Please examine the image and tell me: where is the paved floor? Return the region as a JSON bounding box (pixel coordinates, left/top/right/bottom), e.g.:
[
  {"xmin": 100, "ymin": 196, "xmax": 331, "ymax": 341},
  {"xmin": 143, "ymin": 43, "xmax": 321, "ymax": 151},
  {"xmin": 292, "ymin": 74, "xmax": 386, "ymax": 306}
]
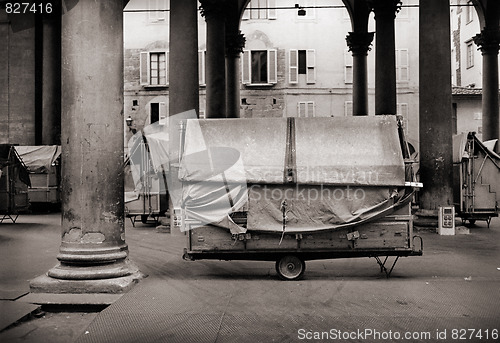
[{"xmin": 0, "ymin": 213, "xmax": 499, "ymax": 342}]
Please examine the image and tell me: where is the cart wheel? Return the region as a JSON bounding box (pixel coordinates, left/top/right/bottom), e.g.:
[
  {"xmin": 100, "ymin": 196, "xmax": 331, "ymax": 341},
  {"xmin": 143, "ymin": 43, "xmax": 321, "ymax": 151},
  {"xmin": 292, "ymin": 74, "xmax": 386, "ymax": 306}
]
[
  {"xmin": 468, "ymin": 219, "xmax": 476, "ymax": 225},
  {"xmin": 141, "ymin": 215, "xmax": 149, "ymax": 224},
  {"xmin": 275, "ymin": 255, "xmax": 305, "ymax": 281}
]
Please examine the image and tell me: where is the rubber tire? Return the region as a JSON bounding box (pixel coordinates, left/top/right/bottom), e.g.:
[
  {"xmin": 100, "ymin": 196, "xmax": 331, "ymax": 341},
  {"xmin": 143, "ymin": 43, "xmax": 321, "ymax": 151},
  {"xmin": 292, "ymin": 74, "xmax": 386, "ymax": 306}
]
[
  {"xmin": 468, "ymin": 219, "xmax": 476, "ymax": 225},
  {"xmin": 141, "ymin": 215, "xmax": 149, "ymax": 224},
  {"xmin": 275, "ymin": 255, "xmax": 306, "ymax": 281}
]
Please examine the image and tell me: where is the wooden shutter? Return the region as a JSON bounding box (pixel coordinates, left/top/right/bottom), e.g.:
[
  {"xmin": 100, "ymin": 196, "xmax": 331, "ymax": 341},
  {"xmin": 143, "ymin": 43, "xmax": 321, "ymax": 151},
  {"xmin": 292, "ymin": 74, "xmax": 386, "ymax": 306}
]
[
  {"xmin": 307, "ymin": 101, "xmax": 315, "ymax": 117},
  {"xmin": 306, "ymin": 49, "xmax": 316, "ymax": 84},
  {"xmin": 140, "ymin": 52, "xmax": 150, "ymax": 85},
  {"xmin": 242, "ymin": 50, "xmax": 251, "ymax": 84},
  {"xmin": 165, "ymin": 51, "xmax": 169, "ymax": 85},
  {"xmin": 289, "ymin": 49, "xmax": 298, "ymax": 84},
  {"xmin": 267, "ymin": 49, "xmax": 277, "ymax": 84},
  {"xmin": 344, "ymin": 49, "xmax": 353, "ymax": 84},
  {"xmin": 198, "ymin": 50, "xmax": 206, "ymax": 85},
  {"xmin": 159, "ymin": 102, "xmax": 167, "ymax": 125},
  {"xmin": 344, "ymin": 101, "xmax": 353, "ymax": 116},
  {"xmin": 397, "ymin": 49, "xmax": 409, "ymax": 82},
  {"xmin": 298, "ymin": 102, "xmax": 306, "ymax": 117},
  {"xmin": 268, "ymin": 0, "xmax": 277, "ymax": 19}
]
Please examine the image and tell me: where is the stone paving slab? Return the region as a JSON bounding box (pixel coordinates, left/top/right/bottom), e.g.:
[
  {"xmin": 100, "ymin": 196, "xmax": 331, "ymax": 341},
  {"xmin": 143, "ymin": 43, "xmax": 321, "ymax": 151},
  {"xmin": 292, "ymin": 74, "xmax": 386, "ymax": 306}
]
[{"xmin": 0, "ymin": 300, "xmax": 40, "ymax": 332}]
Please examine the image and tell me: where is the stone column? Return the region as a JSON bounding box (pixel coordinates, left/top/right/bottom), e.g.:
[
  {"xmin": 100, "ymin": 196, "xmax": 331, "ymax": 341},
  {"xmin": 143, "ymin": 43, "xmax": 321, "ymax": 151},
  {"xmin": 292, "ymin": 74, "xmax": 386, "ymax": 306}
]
[
  {"xmin": 41, "ymin": 7, "xmax": 61, "ymax": 145},
  {"xmin": 474, "ymin": 29, "xmax": 500, "ymax": 148},
  {"xmin": 31, "ymin": 0, "xmax": 141, "ymax": 294},
  {"xmin": 170, "ymin": 0, "xmax": 199, "ymax": 116},
  {"xmin": 419, "ymin": 0, "xmax": 454, "ymax": 210},
  {"xmin": 346, "ymin": 32, "xmax": 374, "ymax": 116},
  {"xmin": 200, "ymin": 0, "xmax": 227, "ymax": 118},
  {"xmin": 368, "ymin": 0, "xmax": 401, "ymax": 115},
  {"xmin": 225, "ymin": 31, "xmax": 245, "ymax": 118}
]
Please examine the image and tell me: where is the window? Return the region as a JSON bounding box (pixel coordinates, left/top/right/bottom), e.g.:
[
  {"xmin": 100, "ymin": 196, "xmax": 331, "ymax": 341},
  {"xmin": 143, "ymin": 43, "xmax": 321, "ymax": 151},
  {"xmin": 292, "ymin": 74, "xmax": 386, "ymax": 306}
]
[
  {"xmin": 344, "ymin": 49, "xmax": 353, "ymax": 84},
  {"xmin": 148, "ymin": 0, "xmax": 167, "ymax": 23},
  {"xmin": 140, "ymin": 51, "xmax": 169, "ymax": 86},
  {"xmin": 297, "ymin": 0, "xmax": 316, "ymax": 19},
  {"xmin": 466, "ymin": 41, "xmax": 474, "ymax": 69},
  {"xmin": 289, "ymin": 49, "xmax": 316, "ymax": 84},
  {"xmin": 396, "ymin": 49, "xmax": 409, "ymax": 82},
  {"xmin": 150, "ymin": 102, "xmax": 167, "ymax": 125},
  {"xmin": 298, "ymin": 101, "xmax": 315, "ymax": 117},
  {"xmin": 466, "ymin": 1, "xmax": 474, "ymax": 24},
  {"xmin": 242, "ymin": 0, "xmax": 277, "ymax": 20},
  {"xmin": 242, "ymin": 49, "xmax": 278, "ymax": 85}
]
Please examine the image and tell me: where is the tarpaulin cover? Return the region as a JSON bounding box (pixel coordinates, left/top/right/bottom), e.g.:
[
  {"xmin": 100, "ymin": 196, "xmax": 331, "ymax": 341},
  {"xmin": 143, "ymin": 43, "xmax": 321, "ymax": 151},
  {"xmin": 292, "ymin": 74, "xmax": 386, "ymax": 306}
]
[
  {"xmin": 14, "ymin": 146, "xmax": 61, "ymax": 173},
  {"xmin": 179, "ymin": 116, "xmax": 409, "ymax": 234}
]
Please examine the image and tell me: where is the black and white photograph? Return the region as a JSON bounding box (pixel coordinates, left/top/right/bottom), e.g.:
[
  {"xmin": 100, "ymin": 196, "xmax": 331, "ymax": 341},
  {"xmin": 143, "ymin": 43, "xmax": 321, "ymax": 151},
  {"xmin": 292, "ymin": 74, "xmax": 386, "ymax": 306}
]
[{"xmin": 0, "ymin": 0, "xmax": 499, "ymax": 342}]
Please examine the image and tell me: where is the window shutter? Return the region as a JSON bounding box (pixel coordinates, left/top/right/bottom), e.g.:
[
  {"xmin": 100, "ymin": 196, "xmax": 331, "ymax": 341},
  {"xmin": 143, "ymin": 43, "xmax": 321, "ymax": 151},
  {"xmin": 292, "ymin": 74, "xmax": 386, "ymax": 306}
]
[
  {"xmin": 298, "ymin": 102, "xmax": 306, "ymax": 117},
  {"xmin": 344, "ymin": 49, "xmax": 353, "ymax": 84},
  {"xmin": 159, "ymin": 102, "xmax": 167, "ymax": 125},
  {"xmin": 306, "ymin": 49, "xmax": 316, "ymax": 84},
  {"xmin": 267, "ymin": 49, "xmax": 277, "ymax": 84},
  {"xmin": 140, "ymin": 52, "xmax": 150, "ymax": 85},
  {"xmin": 398, "ymin": 49, "xmax": 409, "ymax": 82},
  {"xmin": 164, "ymin": 51, "xmax": 169, "ymax": 85},
  {"xmin": 307, "ymin": 101, "xmax": 315, "ymax": 117},
  {"xmin": 289, "ymin": 49, "xmax": 298, "ymax": 84},
  {"xmin": 242, "ymin": 50, "xmax": 251, "ymax": 84},
  {"xmin": 268, "ymin": 0, "xmax": 277, "ymax": 19},
  {"xmin": 198, "ymin": 50, "xmax": 206, "ymax": 85}
]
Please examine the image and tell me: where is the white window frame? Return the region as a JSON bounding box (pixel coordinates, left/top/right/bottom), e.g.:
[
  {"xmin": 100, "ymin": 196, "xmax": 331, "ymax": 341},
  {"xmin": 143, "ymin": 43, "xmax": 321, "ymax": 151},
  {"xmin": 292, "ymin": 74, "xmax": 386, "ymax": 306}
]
[
  {"xmin": 396, "ymin": 49, "xmax": 409, "ymax": 82},
  {"xmin": 344, "ymin": 49, "xmax": 353, "ymax": 84},
  {"xmin": 140, "ymin": 50, "xmax": 169, "ymax": 87},
  {"xmin": 298, "ymin": 101, "xmax": 315, "ymax": 117},
  {"xmin": 242, "ymin": 0, "xmax": 277, "ymax": 20},
  {"xmin": 241, "ymin": 49, "xmax": 278, "ymax": 86},
  {"xmin": 289, "ymin": 49, "xmax": 316, "ymax": 84},
  {"xmin": 148, "ymin": 0, "xmax": 167, "ymax": 23}
]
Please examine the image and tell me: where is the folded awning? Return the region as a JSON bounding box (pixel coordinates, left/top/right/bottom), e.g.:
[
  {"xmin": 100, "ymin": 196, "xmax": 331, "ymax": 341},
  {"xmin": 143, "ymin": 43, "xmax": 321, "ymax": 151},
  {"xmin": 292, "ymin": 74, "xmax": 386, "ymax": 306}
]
[{"xmin": 14, "ymin": 146, "xmax": 61, "ymax": 173}]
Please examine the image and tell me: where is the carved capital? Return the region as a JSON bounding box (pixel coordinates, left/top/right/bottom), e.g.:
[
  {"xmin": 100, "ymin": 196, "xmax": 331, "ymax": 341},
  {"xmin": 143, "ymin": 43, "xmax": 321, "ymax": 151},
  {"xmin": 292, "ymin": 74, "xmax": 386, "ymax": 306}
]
[
  {"xmin": 473, "ymin": 29, "xmax": 500, "ymax": 55},
  {"xmin": 346, "ymin": 32, "xmax": 375, "ymax": 56},
  {"xmin": 225, "ymin": 31, "xmax": 246, "ymax": 57},
  {"xmin": 199, "ymin": 0, "xmax": 227, "ymax": 21},
  {"xmin": 367, "ymin": 0, "xmax": 402, "ymax": 20}
]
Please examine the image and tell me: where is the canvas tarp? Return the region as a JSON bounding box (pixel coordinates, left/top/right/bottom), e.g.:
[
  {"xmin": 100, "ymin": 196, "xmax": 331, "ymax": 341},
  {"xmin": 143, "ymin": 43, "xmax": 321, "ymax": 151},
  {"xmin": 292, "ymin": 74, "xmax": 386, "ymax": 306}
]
[
  {"xmin": 179, "ymin": 116, "xmax": 410, "ymax": 234},
  {"xmin": 14, "ymin": 146, "xmax": 61, "ymax": 173}
]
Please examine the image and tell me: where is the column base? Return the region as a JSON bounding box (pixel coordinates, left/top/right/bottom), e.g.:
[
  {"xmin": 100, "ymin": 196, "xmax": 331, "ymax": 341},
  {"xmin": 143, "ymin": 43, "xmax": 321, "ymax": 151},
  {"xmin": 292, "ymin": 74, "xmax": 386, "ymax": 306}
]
[{"xmin": 30, "ymin": 262, "xmax": 144, "ymax": 294}]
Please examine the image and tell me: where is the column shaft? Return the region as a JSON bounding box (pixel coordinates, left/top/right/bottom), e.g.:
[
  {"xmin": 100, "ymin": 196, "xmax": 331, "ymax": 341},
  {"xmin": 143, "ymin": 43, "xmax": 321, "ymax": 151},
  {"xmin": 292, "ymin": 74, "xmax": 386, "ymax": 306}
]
[
  {"xmin": 201, "ymin": 1, "xmax": 227, "ymax": 118},
  {"xmin": 346, "ymin": 32, "xmax": 374, "ymax": 116},
  {"xmin": 374, "ymin": 10, "xmax": 397, "ymax": 115},
  {"xmin": 225, "ymin": 31, "xmax": 245, "ymax": 118},
  {"xmin": 169, "ymin": 0, "xmax": 199, "ymax": 116},
  {"xmin": 419, "ymin": 0, "xmax": 454, "ymax": 210},
  {"xmin": 46, "ymin": 0, "xmax": 138, "ymax": 283}
]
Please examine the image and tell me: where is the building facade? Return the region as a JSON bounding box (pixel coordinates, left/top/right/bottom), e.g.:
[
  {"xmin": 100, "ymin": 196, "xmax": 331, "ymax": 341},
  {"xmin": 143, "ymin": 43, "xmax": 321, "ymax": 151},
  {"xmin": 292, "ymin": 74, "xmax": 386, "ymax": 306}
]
[{"xmin": 123, "ymin": 0, "xmax": 421, "ymax": 145}]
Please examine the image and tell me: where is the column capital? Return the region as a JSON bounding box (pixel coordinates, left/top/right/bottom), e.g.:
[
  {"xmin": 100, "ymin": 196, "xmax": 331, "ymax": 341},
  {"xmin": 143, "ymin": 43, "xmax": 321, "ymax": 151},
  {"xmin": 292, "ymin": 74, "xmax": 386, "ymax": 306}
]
[
  {"xmin": 367, "ymin": 0, "xmax": 402, "ymax": 20},
  {"xmin": 226, "ymin": 31, "xmax": 246, "ymax": 57},
  {"xmin": 473, "ymin": 29, "xmax": 500, "ymax": 55},
  {"xmin": 199, "ymin": 0, "xmax": 227, "ymax": 21},
  {"xmin": 346, "ymin": 32, "xmax": 375, "ymax": 56}
]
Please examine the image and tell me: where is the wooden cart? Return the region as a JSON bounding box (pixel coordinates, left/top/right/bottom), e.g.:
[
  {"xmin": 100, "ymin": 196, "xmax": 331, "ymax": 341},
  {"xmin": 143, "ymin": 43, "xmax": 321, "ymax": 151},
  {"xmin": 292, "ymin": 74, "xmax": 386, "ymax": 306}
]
[{"xmin": 179, "ymin": 116, "xmax": 423, "ymax": 280}]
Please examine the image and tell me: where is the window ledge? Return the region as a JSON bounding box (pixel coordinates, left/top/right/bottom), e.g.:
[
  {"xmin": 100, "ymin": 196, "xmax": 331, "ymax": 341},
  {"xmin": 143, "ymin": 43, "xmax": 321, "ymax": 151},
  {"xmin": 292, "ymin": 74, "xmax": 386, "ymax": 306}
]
[
  {"xmin": 143, "ymin": 85, "xmax": 169, "ymax": 89},
  {"xmin": 244, "ymin": 83, "xmax": 276, "ymax": 87}
]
